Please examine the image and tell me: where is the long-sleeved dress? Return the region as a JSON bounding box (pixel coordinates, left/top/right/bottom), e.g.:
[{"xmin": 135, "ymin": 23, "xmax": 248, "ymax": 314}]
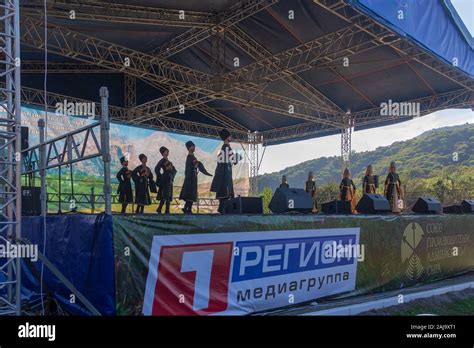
[
  {"xmin": 210, "ymin": 143, "xmax": 235, "ymax": 199},
  {"xmin": 339, "ymin": 178, "xmax": 356, "ymax": 201},
  {"xmin": 179, "ymin": 154, "xmax": 198, "ymax": 202},
  {"xmin": 117, "ymin": 166, "xmax": 133, "ymax": 203},
  {"xmin": 132, "ymin": 165, "xmax": 153, "ymax": 205},
  {"xmin": 340, "ymin": 177, "xmax": 356, "ymax": 213},
  {"xmin": 305, "ymin": 180, "xmax": 318, "ymax": 211},
  {"xmin": 155, "ymin": 158, "xmax": 176, "ymax": 202},
  {"xmin": 385, "ymin": 172, "xmax": 402, "ymax": 212},
  {"xmin": 362, "ymin": 175, "xmax": 376, "ymax": 194}
]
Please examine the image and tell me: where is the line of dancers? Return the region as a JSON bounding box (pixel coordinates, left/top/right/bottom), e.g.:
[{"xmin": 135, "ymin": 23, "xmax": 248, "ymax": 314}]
[
  {"xmin": 116, "ymin": 128, "xmax": 238, "ymax": 214},
  {"xmin": 279, "ymin": 161, "xmax": 403, "ymax": 213}
]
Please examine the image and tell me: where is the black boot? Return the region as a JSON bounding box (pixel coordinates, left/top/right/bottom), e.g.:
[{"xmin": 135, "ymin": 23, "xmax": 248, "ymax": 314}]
[
  {"xmin": 156, "ymin": 200, "xmax": 164, "ymax": 214},
  {"xmin": 217, "ymin": 199, "xmax": 226, "ymax": 214}
]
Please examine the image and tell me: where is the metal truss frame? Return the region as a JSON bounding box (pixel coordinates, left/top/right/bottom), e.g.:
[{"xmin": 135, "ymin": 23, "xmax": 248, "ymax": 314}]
[
  {"xmin": 262, "ymin": 88, "xmax": 473, "ymax": 144},
  {"xmin": 151, "ymin": 0, "xmax": 278, "ymax": 58},
  {"xmin": 21, "ymin": 121, "xmax": 103, "ymax": 175},
  {"xmin": 124, "ymin": 74, "xmax": 136, "ymax": 110},
  {"xmin": 17, "ymin": 0, "xmax": 474, "ymax": 145},
  {"xmin": 21, "ymin": 0, "xmax": 214, "ymax": 28},
  {"xmin": 14, "ymin": 84, "xmax": 252, "ymax": 143},
  {"xmin": 0, "ymin": 0, "xmax": 21, "ymax": 316},
  {"xmin": 20, "ymin": 16, "xmax": 345, "ymax": 127},
  {"xmin": 248, "ymin": 132, "xmax": 259, "ymax": 196},
  {"xmin": 341, "ymin": 112, "xmax": 353, "ymax": 174}
]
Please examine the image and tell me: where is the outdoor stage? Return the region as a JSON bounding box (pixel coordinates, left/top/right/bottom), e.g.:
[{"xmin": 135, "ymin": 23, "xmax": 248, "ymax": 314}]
[{"xmin": 17, "ymin": 212, "xmax": 474, "ymax": 315}]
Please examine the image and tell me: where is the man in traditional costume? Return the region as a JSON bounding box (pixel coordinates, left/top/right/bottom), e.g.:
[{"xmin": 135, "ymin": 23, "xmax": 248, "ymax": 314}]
[
  {"xmin": 132, "ymin": 154, "xmax": 154, "ymax": 214},
  {"xmin": 116, "ymin": 156, "xmax": 133, "ymax": 214},
  {"xmin": 211, "ymin": 129, "xmax": 240, "ymax": 213},
  {"xmin": 155, "ymin": 146, "xmax": 176, "ymax": 214},
  {"xmin": 179, "ymin": 141, "xmax": 212, "ymax": 213}
]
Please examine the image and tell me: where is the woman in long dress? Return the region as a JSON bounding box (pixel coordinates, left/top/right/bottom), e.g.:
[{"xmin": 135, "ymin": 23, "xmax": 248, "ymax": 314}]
[
  {"xmin": 384, "ymin": 161, "xmax": 403, "ymax": 213},
  {"xmin": 362, "ymin": 165, "xmax": 377, "ymax": 194},
  {"xmin": 304, "ymin": 172, "xmax": 318, "ymax": 213},
  {"xmin": 339, "ymin": 168, "xmax": 357, "ymax": 213}
]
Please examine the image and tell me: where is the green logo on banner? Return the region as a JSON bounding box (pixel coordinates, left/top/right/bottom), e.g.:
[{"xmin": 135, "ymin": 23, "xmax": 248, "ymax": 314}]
[{"xmin": 401, "ymin": 222, "xmax": 424, "ymax": 280}]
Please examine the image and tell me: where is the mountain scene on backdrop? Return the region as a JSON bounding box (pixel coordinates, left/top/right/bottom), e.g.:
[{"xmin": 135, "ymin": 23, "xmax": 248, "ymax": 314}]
[
  {"xmin": 19, "ymin": 106, "xmax": 250, "ymax": 200},
  {"xmin": 258, "ymin": 124, "xmax": 474, "ymax": 206}
]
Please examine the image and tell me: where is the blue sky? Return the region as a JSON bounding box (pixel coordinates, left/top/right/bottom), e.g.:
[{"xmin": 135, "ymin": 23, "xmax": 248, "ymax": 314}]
[{"xmin": 451, "ymin": 0, "xmax": 474, "ymax": 35}]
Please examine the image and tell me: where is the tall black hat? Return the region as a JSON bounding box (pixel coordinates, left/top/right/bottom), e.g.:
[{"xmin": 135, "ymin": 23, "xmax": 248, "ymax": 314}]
[
  {"xmin": 218, "ymin": 128, "xmax": 231, "ymax": 141},
  {"xmin": 185, "ymin": 141, "xmax": 195, "ymax": 150}
]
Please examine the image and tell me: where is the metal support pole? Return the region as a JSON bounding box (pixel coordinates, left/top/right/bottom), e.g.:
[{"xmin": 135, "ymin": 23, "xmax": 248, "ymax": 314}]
[
  {"xmin": 100, "ymin": 87, "xmax": 112, "ymax": 215},
  {"xmin": 38, "ymin": 119, "xmax": 46, "ymax": 216},
  {"xmin": 341, "ymin": 111, "xmax": 353, "ymax": 175},
  {"xmin": 248, "ymin": 132, "xmax": 261, "ymax": 196},
  {"xmin": 13, "ymin": 0, "xmax": 21, "ymax": 315}
]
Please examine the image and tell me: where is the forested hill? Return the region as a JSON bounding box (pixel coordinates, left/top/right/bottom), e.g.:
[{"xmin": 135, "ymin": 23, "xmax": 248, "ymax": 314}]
[{"xmin": 258, "ymin": 123, "xmax": 474, "ymax": 191}]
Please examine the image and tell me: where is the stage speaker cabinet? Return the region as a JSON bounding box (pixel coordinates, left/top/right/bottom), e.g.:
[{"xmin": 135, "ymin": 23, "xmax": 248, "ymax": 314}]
[
  {"xmin": 21, "ymin": 186, "xmax": 41, "ymax": 216},
  {"xmin": 20, "ymin": 126, "xmax": 29, "ymax": 151},
  {"xmin": 461, "ymin": 199, "xmax": 474, "ymax": 213},
  {"xmin": 355, "ymin": 193, "xmax": 390, "ymax": 214},
  {"xmin": 269, "ymin": 188, "xmax": 313, "ymax": 214},
  {"xmin": 223, "ymin": 197, "xmax": 263, "ymax": 214},
  {"xmin": 412, "ymin": 197, "xmax": 442, "ymax": 214},
  {"xmin": 321, "ymin": 200, "xmax": 352, "ymax": 214},
  {"xmin": 443, "ymin": 204, "xmax": 463, "ymax": 214}
]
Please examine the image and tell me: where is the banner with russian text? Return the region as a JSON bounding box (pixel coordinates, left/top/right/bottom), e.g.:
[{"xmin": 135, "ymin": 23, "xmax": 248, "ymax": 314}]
[
  {"xmin": 141, "ymin": 229, "xmax": 359, "ymax": 315},
  {"xmin": 113, "ymin": 214, "xmax": 474, "ymax": 315}
]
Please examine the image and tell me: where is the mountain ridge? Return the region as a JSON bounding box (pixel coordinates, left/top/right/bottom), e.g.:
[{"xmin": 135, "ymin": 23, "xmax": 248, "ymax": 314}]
[{"xmin": 258, "ymin": 123, "xmax": 474, "ymax": 191}]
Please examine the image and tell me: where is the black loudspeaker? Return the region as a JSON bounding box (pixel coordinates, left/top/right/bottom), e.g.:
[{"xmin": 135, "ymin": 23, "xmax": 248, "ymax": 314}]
[
  {"xmin": 20, "ymin": 126, "xmax": 29, "ymax": 151},
  {"xmin": 269, "ymin": 188, "xmax": 313, "ymax": 214},
  {"xmin": 321, "ymin": 200, "xmax": 352, "ymax": 214},
  {"xmin": 412, "ymin": 197, "xmax": 442, "ymax": 214},
  {"xmin": 224, "ymin": 197, "xmax": 263, "ymax": 214},
  {"xmin": 461, "ymin": 199, "xmax": 474, "ymax": 213},
  {"xmin": 356, "ymin": 193, "xmax": 390, "ymax": 214},
  {"xmin": 443, "ymin": 204, "xmax": 463, "ymax": 214},
  {"xmin": 21, "ymin": 186, "xmax": 41, "ymax": 216}
]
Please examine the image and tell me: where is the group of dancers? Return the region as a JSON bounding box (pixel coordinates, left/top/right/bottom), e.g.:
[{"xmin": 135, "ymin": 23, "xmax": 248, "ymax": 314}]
[
  {"xmin": 116, "ymin": 126, "xmax": 403, "ymax": 215},
  {"xmin": 279, "ymin": 161, "xmax": 403, "ymax": 213},
  {"xmin": 116, "ymin": 128, "xmax": 238, "ymax": 214}
]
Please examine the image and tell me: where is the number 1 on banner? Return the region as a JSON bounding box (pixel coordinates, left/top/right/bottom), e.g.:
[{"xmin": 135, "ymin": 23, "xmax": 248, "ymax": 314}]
[{"xmin": 181, "ymin": 250, "xmax": 215, "ymax": 311}]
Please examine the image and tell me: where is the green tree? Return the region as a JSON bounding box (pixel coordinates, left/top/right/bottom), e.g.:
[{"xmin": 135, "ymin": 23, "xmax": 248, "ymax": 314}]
[{"xmin": 260, "ymin": 187, "xmax": 274, "ymax": 214}]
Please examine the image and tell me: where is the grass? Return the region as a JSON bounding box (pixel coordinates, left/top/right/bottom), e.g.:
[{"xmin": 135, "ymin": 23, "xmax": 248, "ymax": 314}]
[{"xmin": 363, "ymin": 289, "xmax": 474, "ymax": 315}]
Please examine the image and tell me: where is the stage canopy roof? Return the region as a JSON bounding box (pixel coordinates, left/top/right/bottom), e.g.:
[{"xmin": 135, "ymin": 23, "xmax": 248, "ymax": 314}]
[{"xmin": 19, "ymin": 0, "xmax": 474, "ymax": 145}]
